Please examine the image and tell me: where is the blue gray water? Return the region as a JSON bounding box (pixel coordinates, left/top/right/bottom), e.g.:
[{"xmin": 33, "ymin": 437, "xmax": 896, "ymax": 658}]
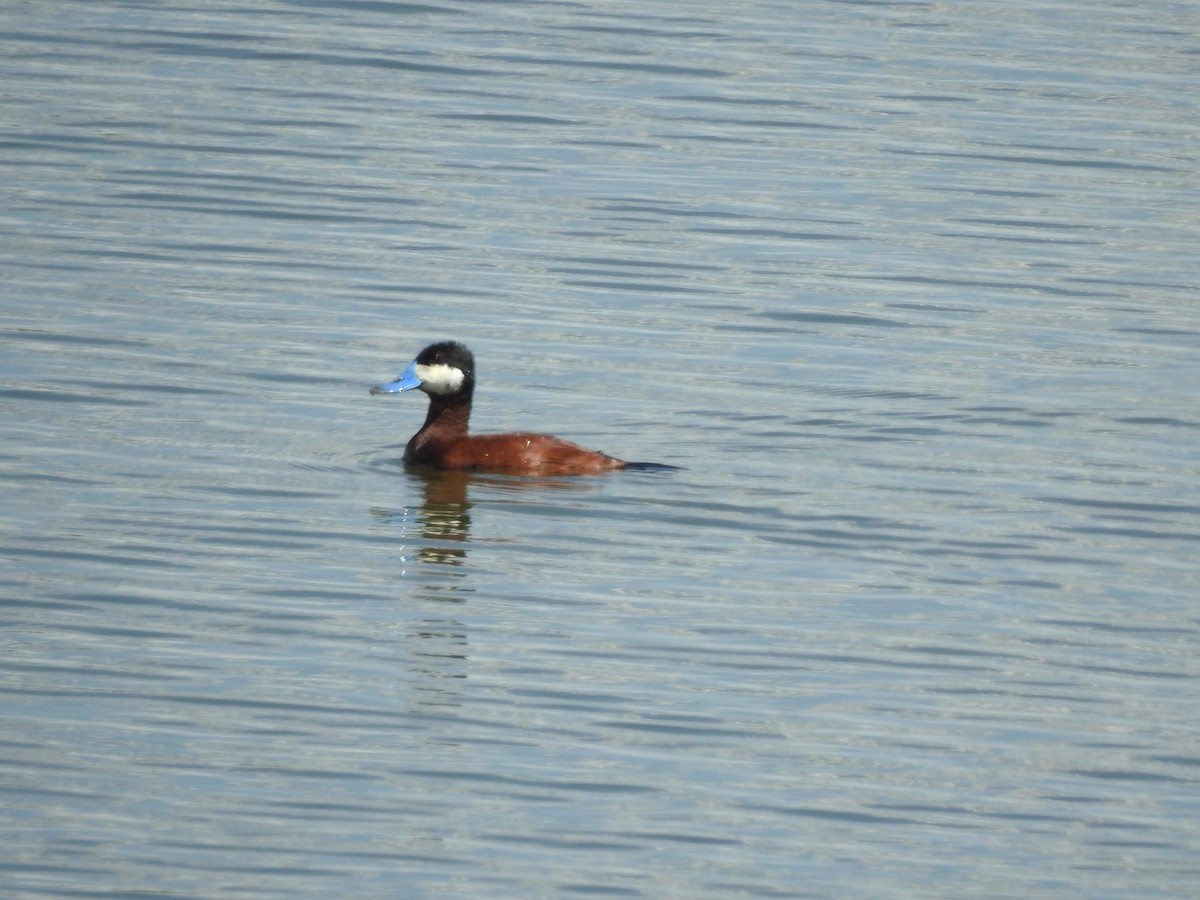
[{"xmin": 2, "ymin": 2, "xmax": 1198, "ymax": 897}]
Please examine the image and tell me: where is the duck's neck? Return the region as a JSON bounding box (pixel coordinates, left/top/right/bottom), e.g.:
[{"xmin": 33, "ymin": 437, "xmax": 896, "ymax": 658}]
[{"xmin": 405, "ymin": 394, "xmax": 472, "ymax": 463}]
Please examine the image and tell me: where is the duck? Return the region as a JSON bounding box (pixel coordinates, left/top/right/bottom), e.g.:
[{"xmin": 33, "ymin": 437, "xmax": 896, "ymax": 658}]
[{"xmin": 371, "ymin": 341, "xmax": 637, "ymax": 476}]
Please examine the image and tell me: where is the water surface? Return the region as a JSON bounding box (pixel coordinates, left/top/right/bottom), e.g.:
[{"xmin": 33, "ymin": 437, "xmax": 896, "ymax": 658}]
[{"xmin": 2, "ymin": 1, "xmax": 1198, "ymax": 897}]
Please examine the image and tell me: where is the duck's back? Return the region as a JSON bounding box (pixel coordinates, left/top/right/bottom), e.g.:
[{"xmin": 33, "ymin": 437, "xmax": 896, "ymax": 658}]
[{"xmin": 436, "ymin": 432, "xmax": 626, "ymax": 476}]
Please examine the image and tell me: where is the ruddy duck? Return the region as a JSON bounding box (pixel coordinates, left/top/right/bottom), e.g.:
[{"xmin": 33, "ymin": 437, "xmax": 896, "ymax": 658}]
[{"xmin": 371, "ymin": 341, "xmax": 639, "ymax": 476}]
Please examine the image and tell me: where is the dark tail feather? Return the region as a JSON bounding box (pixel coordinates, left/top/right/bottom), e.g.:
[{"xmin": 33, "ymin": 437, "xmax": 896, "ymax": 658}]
[{"xmin": 623, "ymin": 461, "xmax": 683, "ymax": 473}]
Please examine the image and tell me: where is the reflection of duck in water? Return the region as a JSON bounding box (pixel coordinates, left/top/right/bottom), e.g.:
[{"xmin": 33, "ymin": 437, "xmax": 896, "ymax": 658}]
[
  {"xmin": 373, "ymin": 468, "xmax": 602, "ymax": 568},
  {"xmin": 371, "ymin": 341, "xmax": 676, "ymax": 476},
  {"xmin": 369, "ymin": 469, "xmax": 474, "ymax": 566},
  {"xmin": 413, "ymin": 470, "xmax": 472, "ymax": 558}
]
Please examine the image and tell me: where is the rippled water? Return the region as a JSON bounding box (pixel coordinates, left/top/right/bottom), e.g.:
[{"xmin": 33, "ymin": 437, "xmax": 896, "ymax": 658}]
[{"xmin": 3, "ymin": 1, "xmax": 1199, "ymax": 897}]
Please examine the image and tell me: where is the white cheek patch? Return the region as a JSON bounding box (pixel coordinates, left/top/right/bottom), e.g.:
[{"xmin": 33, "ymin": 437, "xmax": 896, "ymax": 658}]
[{"xmin": 415, "ymin": 362, "xmax": 465, "ymax": 395}]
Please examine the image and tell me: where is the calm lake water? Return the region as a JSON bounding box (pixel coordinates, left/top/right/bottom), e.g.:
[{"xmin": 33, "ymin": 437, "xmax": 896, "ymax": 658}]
[{"xmin": 2, "ymin": 1, "xmax": 1199, "ymax": 897}]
